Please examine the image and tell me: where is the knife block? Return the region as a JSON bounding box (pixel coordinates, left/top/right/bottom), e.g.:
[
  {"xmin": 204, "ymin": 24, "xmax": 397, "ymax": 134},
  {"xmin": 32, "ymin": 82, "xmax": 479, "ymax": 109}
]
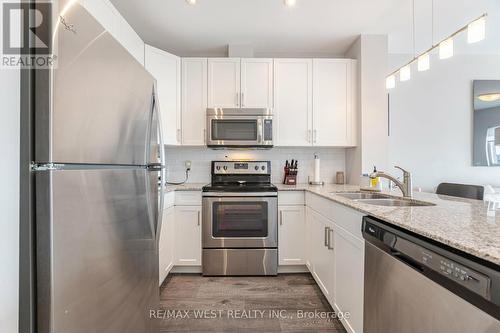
[
  {"xmin": 283, "ymin": 164, "xmax": 298, "ymax": 185},
  {"xmin": 284, "ymin": 175, "xmax": 297, "ymax": 185}
]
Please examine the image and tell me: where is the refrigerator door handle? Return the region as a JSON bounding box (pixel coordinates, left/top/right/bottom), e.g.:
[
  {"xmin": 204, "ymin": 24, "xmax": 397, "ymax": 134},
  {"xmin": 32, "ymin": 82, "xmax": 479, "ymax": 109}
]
[
  {"xmin": 152, "ymin": 85, "xmax": 165, "ymax": 243},
  {"xmin": 157, "ymin": 95, "xmax": 166, "ymax": 243}
]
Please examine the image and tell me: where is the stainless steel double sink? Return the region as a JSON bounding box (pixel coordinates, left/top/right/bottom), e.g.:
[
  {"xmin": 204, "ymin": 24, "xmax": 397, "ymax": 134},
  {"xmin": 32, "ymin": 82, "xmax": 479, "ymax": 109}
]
[{"xmin": 335, "ymin": 192, "xmax": 435, "ymax": 207}]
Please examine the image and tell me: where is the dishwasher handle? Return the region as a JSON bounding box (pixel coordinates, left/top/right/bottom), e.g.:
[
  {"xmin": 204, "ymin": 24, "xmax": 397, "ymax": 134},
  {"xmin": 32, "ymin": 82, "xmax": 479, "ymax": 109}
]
[{"xmin": 390, "ymin": 249, "xmax": 424, "ymax": 272}]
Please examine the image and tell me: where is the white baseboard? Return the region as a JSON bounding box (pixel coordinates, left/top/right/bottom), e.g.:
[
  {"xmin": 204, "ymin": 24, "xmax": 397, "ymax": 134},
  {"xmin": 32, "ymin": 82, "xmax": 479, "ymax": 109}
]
[
  {"xmin": 278, "ymin": 265, "xmax": 309, "ymax": 273},
  {"xmin": 171, "ymin": 265, "xmax": 202, "ymax": 274},
  {"xmin": 169, "ymin": 265, "xmax": 309, "ymax": 275}
]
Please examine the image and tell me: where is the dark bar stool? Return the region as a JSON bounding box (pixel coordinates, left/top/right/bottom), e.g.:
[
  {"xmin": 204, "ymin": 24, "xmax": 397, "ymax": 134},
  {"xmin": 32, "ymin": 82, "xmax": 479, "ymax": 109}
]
[{"xmin": 436, "ymin": 183, "xmax": 484, "ymax": 200}]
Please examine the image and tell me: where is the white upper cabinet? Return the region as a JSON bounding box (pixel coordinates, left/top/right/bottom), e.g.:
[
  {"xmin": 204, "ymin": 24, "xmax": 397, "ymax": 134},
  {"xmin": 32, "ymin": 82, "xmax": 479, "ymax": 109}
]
[
  {"xmin": 240, "ymin": 58, "xmax": 274, "ymax": 108},
  {"xmin": 208, "ymin": 58, "xmax": 241, "ymax": 108},
  {"xmin": 181, "ymin": 58, "xmax": 208, "ymax": 146},
  {"xmin": 145, "ymin": 45, "xmax": 181, "ymax": 145},
  {"xmin": 208, "ymin": 58, "xmax": 273, "ymax": 109},
  {"xmin": 274, "ymin": 59, "xmax": 313, "ymax": 146},
  {"xmin": 313, "ymin": 59, "xmax": 356, "ymax": 146},
  {"xmin": 82, "ymin": 0, "xmax": 145, "ymax": 65}
]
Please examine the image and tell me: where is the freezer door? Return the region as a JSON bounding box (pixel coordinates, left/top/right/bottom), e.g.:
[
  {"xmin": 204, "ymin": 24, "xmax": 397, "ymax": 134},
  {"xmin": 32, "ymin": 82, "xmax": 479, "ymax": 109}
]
[
  {"xmin": 36, "ymin": 168, "xmax": 158, "ymax": 333},
  {"xmin": 35, "ymin": 3, "xmax": 154, "ymax": 165}
]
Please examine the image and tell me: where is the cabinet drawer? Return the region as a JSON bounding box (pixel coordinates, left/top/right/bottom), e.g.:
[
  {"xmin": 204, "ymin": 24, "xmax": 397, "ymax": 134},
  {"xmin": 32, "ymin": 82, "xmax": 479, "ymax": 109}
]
[
  {"xmin": 278, "ymin": 191, "xmax": 305, "ymax": 205},
  {"xmin": 305, "ymin": 192, "xmax": 332, "ymax": 218},
  {"xmin": 330, "ymin": 202, "xmax": 364, "ymax": 240},
  {"xmin": 175, "ymin": 191, "xmax": 202, "ymax": 206},
  {"xmin": 163, "ymin": 191, "xmax": 175, "ymax": 209}
]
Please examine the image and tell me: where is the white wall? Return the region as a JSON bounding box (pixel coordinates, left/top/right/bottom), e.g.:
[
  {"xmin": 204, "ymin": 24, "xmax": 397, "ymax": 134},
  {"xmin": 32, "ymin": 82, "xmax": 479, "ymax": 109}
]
[
  {"xmin": 0, "ymin": 68, "xmax": 20, "ymax": 332},
  {"xmin": 165, "ymin": 147, "xmax": 346, "ymax": 185},
  {"xmin": 388, "ymin": 53, "xmax": 500, "ymax": 191},
  {"xmin": 345, "ymin": 35, "xmax": 389, "ymax": 184}
]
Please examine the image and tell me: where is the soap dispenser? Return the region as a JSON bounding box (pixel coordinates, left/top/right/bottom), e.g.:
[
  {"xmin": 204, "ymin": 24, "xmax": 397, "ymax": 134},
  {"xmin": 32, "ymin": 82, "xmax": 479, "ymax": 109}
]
[{"xmin": 370, "ymin": 166, "xmax": 382, "ymax": 191}]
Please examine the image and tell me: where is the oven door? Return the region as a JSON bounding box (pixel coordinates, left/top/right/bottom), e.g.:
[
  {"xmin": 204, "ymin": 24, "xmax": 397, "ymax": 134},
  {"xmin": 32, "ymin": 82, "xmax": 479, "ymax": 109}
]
[
  {"xmin": 202, "ymin": 195, "xmax": 278, "ymax": 248},
  {"xmin": 207, "ymin": 116, "xmax": 268, "ymax": 147}
]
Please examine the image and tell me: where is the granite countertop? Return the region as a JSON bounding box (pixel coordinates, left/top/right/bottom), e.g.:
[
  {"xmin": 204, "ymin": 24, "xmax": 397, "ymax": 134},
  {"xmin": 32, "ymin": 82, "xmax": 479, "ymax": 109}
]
[
  {"xmin": 164, "ymin": 183, "xmax": 207, "ymax": 192},
  {"xmin": 165, "ymin": 183, "xmax": 500, "ymax": 265},
  {"xmin": 279, "ymin": 183, "xmax": 500, "ymax": 266}
]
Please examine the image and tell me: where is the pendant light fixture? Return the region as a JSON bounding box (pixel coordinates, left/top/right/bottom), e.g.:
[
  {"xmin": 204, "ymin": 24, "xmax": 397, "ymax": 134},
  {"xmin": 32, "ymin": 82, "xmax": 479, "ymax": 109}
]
[
  {"xmin": 439, "ymin": 38, "xmax": 454, "ymax": 59},
  {"xmin": 400, "ymin": 65, "xmax": 411, "ymax": 81},
  {"xmin": 417, "ymin": 53, "xmax": 430, "ymax": 71},
  {"xmin": 386, "ymin": 75, "xmax": 396, "ymax": 89},
  {"xmin": 468, "ymin": 16, "xmax": 486, "ymax": 43},
  {"xmin": 386, "ymin": 0, "xmax": 487, "ymax": 90}
]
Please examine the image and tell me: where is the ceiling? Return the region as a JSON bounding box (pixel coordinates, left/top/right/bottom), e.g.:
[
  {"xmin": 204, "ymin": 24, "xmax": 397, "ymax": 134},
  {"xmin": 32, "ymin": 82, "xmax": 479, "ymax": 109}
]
[
  {"xmin": 110, "ymin": 0, "xmax": 407, "ymax": 57},
  {"xmin": 111, "ymin": 0, "xmax": 500, "ymax": 58}
]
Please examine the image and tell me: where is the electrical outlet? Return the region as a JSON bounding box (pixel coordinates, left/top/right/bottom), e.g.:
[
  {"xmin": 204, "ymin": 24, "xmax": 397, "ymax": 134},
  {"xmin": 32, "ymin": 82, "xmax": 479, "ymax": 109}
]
[{"xmin": 185, "ymin": 161, "xmax": 192, "ymax": 170}]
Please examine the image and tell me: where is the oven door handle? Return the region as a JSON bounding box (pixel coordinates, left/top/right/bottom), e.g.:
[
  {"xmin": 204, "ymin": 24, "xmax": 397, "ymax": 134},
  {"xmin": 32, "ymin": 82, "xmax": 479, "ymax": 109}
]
[{"xmin": 202, "ymin": 192, "xmax": 278, "ymax": 197}]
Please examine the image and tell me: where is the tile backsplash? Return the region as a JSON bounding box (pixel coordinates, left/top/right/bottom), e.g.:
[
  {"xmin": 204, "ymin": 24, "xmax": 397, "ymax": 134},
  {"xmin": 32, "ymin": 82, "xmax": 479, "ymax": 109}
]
[{"xmin": 164, "ymin": 147, "xmax": 346, "ymax": 184}]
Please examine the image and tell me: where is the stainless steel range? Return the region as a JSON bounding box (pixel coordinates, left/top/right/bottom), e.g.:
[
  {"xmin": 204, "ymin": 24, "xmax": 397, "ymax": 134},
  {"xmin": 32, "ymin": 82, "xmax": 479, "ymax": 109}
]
[{"xmin": 202, "ymin": 161, "xmax": 278, "ymax": 276}]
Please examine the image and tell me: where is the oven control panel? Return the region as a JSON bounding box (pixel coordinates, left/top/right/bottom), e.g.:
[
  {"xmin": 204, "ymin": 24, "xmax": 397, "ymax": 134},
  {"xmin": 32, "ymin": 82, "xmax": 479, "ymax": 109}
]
[{"xmin": 213, "ymin": 161, "xmax": 270, "ymax": 175}]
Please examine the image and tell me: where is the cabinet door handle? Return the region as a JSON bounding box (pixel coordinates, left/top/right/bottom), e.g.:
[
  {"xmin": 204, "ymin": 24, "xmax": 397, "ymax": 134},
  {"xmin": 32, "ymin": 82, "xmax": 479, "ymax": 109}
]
[
  {"xmin": 324, "ymin": 227, "xmax": 329, "ymax": 247},
  {"xmin": 280, "ymin": 211, "xmax": 283, "ymax": 226},
  {"xmin": 328, "ymin": 229, "xmax": 334, "ymax": 250},
  {"xmin": 236, "ymin": 92, "xmax": 239, "ymax": 107},
  {"xmin": 241, "ymin": 92, "xmax": 245, "ymax": 107},
  {"xmin": 197, "ymin": 211, "xmax": 200, "ymax": 226},
  {"xmin": 308, "ymin": 130, "xmax": 312, "ymax": 143},
  {"xmin": 313, "ymin": 130, "xmax": 317, "ymax": 144},
  {"xmin": 177, "ymin": 129, "xmax": 181, "ymax": 143}
]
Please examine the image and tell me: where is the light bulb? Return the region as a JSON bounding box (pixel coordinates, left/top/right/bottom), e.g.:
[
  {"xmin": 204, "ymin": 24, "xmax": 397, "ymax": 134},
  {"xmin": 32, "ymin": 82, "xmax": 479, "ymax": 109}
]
[
  {"xmin": 417, "ymin": 53, "xmax": 430, "ymax": 71},
  {"xmin": 185, "ymin": 0, "xmax": 196, "ymax": 5},
  {"xmin": 284, "ymin": 0, "xmax": 297, "ymax": 7},
  {"xmin": 468, "ymin": 17, "xmax": 486, "ymax": 43},
  {"xmin": 478, "ymin": 93, "xmax": 500, "ymax": 102},
  {"xmin": 386, "ymin": 75, "xmax": 396, "ymax": 89},
  {"xmin": 439, "ymin": 38, "xmax": 454, "ymax": 59},
  {"xmin": 399, "ymin": 66, "xmax": 411, "ymax": 82}
]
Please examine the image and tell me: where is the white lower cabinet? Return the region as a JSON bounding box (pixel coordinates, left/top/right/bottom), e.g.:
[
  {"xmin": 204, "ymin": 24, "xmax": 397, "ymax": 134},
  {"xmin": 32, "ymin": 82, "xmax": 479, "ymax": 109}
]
[
  {"xmin": 333, "ymin": 225, "xmax": 364, "ymax": 333},
  {"xmin": 174, "ymin": 206, "xmax": 202, "ymax": 266},
  {"xmin": 278, "ymin": 206, "xmax": 306, "ymax": 265},
  {"xmin": 308, "ymin": 208, "xmax": 335, "ymax": 301},
  {"xmin": 305, "ymin": 193, "xmax": 365, "ymax": 333},
  {"xmin": 159, "ymin": 206, "xmax": 175, "ymax": 285}
]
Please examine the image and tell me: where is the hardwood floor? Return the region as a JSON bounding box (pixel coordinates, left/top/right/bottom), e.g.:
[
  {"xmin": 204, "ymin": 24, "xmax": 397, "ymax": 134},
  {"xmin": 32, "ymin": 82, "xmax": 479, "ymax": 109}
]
[{"xmin": 158, "ymin": 273, "xmax": 347, "ymax": 332}]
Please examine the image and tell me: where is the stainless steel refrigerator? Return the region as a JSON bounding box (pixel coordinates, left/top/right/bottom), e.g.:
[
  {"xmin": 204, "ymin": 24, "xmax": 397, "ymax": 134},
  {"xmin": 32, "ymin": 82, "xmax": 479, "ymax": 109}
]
[{"xmin": 30, "ymin": 3, "xmax": 165, "ymax": 332}]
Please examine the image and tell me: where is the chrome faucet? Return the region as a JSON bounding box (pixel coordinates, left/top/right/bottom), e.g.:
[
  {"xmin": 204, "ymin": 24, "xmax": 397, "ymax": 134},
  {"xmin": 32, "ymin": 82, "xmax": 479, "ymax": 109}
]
[{"xmin": 370, "ymin": 166, "xmax": 413, "ymax": 198}]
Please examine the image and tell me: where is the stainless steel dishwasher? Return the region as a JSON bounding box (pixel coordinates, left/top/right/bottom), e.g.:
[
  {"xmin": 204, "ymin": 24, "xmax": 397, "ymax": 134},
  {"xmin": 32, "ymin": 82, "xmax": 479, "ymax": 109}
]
[{"xmin": 362, "ymin": 216, "xmax": 500, "ymax": 333}]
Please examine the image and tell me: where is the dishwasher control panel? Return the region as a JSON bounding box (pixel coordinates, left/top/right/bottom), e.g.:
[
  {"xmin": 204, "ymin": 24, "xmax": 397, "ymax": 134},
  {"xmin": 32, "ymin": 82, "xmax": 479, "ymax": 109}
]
[{"xmin": 420, "ymin": 249, "xmax": 491, "ymax": 299}]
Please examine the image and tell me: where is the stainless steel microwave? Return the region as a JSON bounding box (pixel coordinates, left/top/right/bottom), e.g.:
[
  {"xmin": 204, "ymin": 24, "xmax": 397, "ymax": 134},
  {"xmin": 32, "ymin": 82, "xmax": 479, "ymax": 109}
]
[{"xmin": 206, "ymin": 108, "xmax": 273, "ymax": 148}]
